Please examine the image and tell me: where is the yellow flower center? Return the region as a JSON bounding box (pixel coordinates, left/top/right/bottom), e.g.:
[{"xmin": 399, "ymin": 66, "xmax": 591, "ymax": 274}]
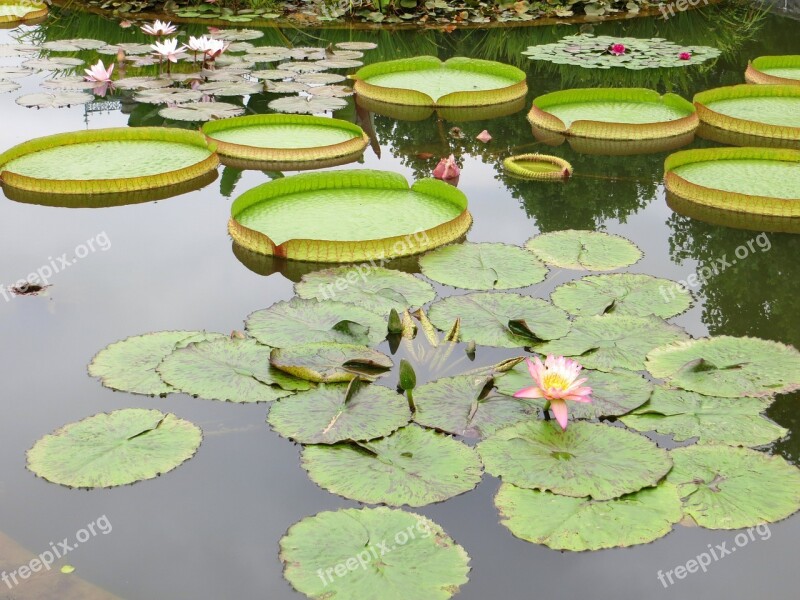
[{"xmin": 542, "ymin": 372, "xmax": 570, "ymax": 391}]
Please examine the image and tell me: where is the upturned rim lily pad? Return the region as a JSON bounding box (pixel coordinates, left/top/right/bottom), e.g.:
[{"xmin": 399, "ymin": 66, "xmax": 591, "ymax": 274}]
[
  {"xmin": 202, "ymin": 114, "xmax": 368, "ymax": 167},
  {"xmin": 477, "ymin": 420, "xmax": 672, "ymax": 500},
  {"xmin": 745, "ymin": 56, "xmax": 800, "ymax": 85},
  {"xmin": 229, "ymin": 170, "xmax": 472, "ymax": 263},
  {"xmin": 418, "ymin": 242, "xmax": 548, "ymax": 290},
  {"xmin": 280, "ymin": 507, "xmax": 470, "ymax": 600},
  {"xmin": 528, "ymin": 88, "xmax": 698, "ymax": 140},
  {"xmin": 524, "ymin": 229, "xmax": 643, "ymax": 271},
  {"xmin": 26, "ymin": 409, "xmax": 202, "ymax": 489},
  {"xmin": 270, "ymin": 342, "xmax": 393, "ymax": 383},
  {"xmin": 495, "ymin": 482, "xmax": 683, "ymax": 551},
  {"xmin": 645, "ymin": 335, "xmax": 800, "ymax": 398},
  {"xmin": 0, "ymin": 0, "xmax": 48, "ymax": 25},
  {"xmin": 0, "ymin": 127, "xmax": 219, "ymax": 195},
  {"xmin": 666, "ymin": 445, "xmax": 800, "ymax": 529},
  {"xmin": 301, "ymin": 424, "xmax": 484, "ymax": 506},
  {"xmin": 353, "ymin": 56, "xmax": 527, "ymax": 108},
  {"xmin": 503, "ymin": 153, "xmax": 573, "ymax": 181}
]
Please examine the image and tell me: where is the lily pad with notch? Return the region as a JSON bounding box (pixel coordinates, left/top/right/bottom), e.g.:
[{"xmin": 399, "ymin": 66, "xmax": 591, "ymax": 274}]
[
  {"xmin": 525, "ymin": 230, "xmax": 642, "ymax": 271},
  {"xmin": 270, "ymin": 342, "xmax": 393, "ymax": 383}
]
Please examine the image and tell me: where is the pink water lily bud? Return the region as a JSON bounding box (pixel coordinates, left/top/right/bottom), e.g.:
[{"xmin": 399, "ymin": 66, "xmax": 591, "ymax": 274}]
[
  {"xmin": 476, "ymin": 130, "xmax": 492, "ymax": 143},
  {"xmin": 433, "ymin": 154, "xmax": 460, "ymax": 181},
  {"xmin": 679, "ymin": 52, "xmax": 692, "ymax": 60},
  {"xmin": 609, "ymin": 43, "xmax": 626, "ymax": 56}
]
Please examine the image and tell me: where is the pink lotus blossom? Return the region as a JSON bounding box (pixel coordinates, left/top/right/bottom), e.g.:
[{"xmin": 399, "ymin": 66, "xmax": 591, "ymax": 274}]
[
  {"xmin": 141, "ymin": 20, "xmax": 177, "ymax": 37},
  {"xmin": 514, "ymin": 355, "xmax": 592, "ymax": 430},
  {"xmin": 609, "ymin": 43, "xmax": 626, "ymax": 56},
  {"xmin": 83, "ymin": 59, "xmax": 114, "ymax": 83},
  {"xmin": 679, "ymin": 52, "xmax": 692, "ymax": 61},
  {"xmin": 476, "ymin": 130, "xmax": 492, "ymax": 143},
  {"xmin": 433, "ymin": 154, "xmax": 460, "ymax": 181}
]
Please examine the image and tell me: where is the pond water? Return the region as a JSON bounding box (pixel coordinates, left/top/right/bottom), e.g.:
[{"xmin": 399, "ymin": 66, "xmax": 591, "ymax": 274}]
[{"xmin": 1, "ymin": 5, "xmax": 799, "ymax": 600}]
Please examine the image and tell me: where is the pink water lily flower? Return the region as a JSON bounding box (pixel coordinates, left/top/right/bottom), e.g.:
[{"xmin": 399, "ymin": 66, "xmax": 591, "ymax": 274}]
[
  {"xmin": 476, "ymin": 130, "xmax": 492, "ymax": 143},
  {"xmin": 679, "ymin": 51, "xmax": 692, "ymax": 60},
  {"xmin": 609, "ymin": 43, "xmax": 626, "ymax": 56},
  {"xmin": 433, "ymin": 154, "xmax": 460, "ymax": 181},
  {"xmin": 151, "ymin": 38, "xmax": 186, "ymax": 63},
  {"xmin": 83, "ymin": 59, "xmax": 114, "ymax": 83},
  {"xmin": 141, "ymin": 20, "xmax": 177, "ymax": 36},
  {"xmin": 514, "ymin": 355, "xmax": 592, "ymax": 430}
]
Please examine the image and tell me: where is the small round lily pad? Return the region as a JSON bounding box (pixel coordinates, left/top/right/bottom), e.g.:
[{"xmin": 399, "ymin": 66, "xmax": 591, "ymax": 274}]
[
  {"xmin": 26, "ymin": 409, "xmax": 202, "ymax": 489},
  {"xmin": 270, "ymin": 342, "xmax": 393, "ymax": 383},
  {"xmin": 525, "ymin": 230, "xmax": 642, "ymax": 271},
  {"xmin": 302, "ymin": 424, "xmax": 483, "ymax": 506}
]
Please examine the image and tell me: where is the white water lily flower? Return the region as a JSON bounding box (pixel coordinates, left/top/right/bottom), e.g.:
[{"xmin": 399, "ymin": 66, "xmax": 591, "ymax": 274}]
[
  {"xmin": 186, "ymin": 36, "xmax": 215, "ymax": 54},
  {"xmin": 151, "ymin": 38, "xmax": 186, "ymax": 63},
  {"xmin": 141, "ymin": 20, "xmax": 177, "ymax": 36}
]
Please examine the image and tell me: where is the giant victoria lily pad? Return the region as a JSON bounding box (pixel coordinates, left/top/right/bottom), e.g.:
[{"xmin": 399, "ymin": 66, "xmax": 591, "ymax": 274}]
[
  {"xmin": 245, "ymin": 297, "xmax": 387, "ymax": 348},
  {"xmin": 268, "ymin": 383, "xmax": 410, "ymax": 444},
  {"xmin": 620, "ymin": 387, "xmax": 787, "ymax": 447},
  {"xmin": 0, "ymin": 0, "xmax": 48, "ymax": 26},
  {"xmin": 693, "ymin": 85, "xmax": 800, "ymax": 142},
  {"xmin": 88, "ymin": 330, "xmax": 226, "ymax": 396},
  {"xmin": 503, "ymin": 153, "xmax": 573, "ymax": 181},
  {"xmin": 477, "ymin": 420, "xmax": 672, "ymax": 500},
  {"xmin": 26, "ymin": 409, "xmax": 202, "ymax": 489},
  {"xmin": 0, "ymin": 128, "xmax": 218, "ymax": 195},
  {"xmin": 495, "ymin": 482, "xmax": 683, "ymax": 552},
  {"xmin": 156, "ymin": 338, "xmax": 311, "ymax": 403},
  {"xmin": 645, "ymin": 336, "xmax": 800, "ymax": 398},
  {"xmin": 427, "ymin": 292, "xmax": 571, "ymax": 348},
  {"xmin": 551, "ymin": 273, "xmax": 692, "ymax": 318},
  {"xmin": 201, "ymin": 114, "xmax": 369, "ymax": 169},
  {"xmin": 229, "ymin": 170, "xmax": 472, "ymax": 262},
  {"xmin": 524, "ymin": 230, "xmax": 642, "ymax": 271},
  {"xmin": 527, "ymin": 88, "xmax": 698, "ymax": 140},
  {"xmin": 270, "ymin": 342, "xmax": 393, "ymax": 383},
  {"xmin": 295, "ymin": 266, "xmax": 435, "ymax": 317},
  {"xmin": 745, "ymin": 56, "xmax": 800, "ymax": 85},
  {"xmin": 494, "ymin": 362, "xmax": 653, "ymax": 418},
  {"xmin": 353, "ymin": 56, "xmax": 527, "ymax": 108},
  {"xmin": 301, "ymin": 424, "xmax": 483, "ymax": 506},
  {"xmin": 664, "ymin": 147, "xmax": 800, "ymax": 217},
  {"xmin": 666, "ymin": 445, "xmax": 800, "ymax": 529},
  {"xmin": 418, "ymin": 242, "xmax": 548, "ymax": 290},
  {"xmin": 280, "ymin": 507, "xmax": 470, "ymax": 600}
]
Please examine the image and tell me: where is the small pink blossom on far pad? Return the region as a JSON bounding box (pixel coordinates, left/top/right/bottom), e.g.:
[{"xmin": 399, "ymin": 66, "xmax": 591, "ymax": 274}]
[
  {"xmin": 679, "ymin": 52, "xmax": 692, "ymax": 60},
  {"xmin": 609, "ymin": 43, "xmax": 626, "ymax": 56},
  {"xmin": 433, "ymin": 154, "xmax": 461, "ymax": 181},
  {"xmin": 514, "ymin": 355, "xmax": 592, "ymax": 431}
]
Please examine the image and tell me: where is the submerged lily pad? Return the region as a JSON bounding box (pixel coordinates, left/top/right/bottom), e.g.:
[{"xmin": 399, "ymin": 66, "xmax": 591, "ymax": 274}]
[
  {"xmin": 296, "ymin": 267, "xmax": 436, "ymax": 316},
  {"xmin": 525, "ymin": 230, "xmax": 643, "ymax": 271},
  {"xmin": 245, "ymin": 297, "xmax": 387, "ymax": 347},
  {"xmin": 477, "ymin": 420, "xmax": 672, "ymax": 500},
  {"xmin": 551, "ymin": 273, "xmax": 692, "ymax": 318},
  {"xmin": 536, "ymin": 314, "xmax": 689, "ymax": 372},
  {"xmin": 620, "ymin": 387, "xmax": 786, "ymax": 447},
  {"xmin": 495, "ymin": 482, "xmax": 682, "ymax": 551},
  {"xmin": 428, "ymin": 292, "xmax": 570, "ymax": 348},
  {"xmin": 494, "ymin": 363, "xmax": 653, "ymax": 418},
  {"xmin": 419, "ymin": 242, "xmax": 547, "ymax": 290},
  {"xmin": 302, "ymin": 424, "xmax": 483, "ymax": 506},
  {"xmin": 271, "ymin": 342, "xmax": 393, "ymax": 383},
  {"xmin": 88, "ymin": 330, "xmax": 225, "ymax": 396},
  {"xmin": 412, "ymin": 374, "xmax": 541, "ymax": 438},
  {"xmin": 646, "ymin": 336, "xmax": 800, "ymax": 398},
  {"xmin": 268, "ymin": 383, "xmax": 410, "ymax": 444},
  {"xmin": 280, "ymin": 507, "xmax": 470, "ymax": 600},
  {"xmin": 666, "ymin": 445, "xmax": 800, "ymax": 529},
  {"xmin": 26, "ymin": 409, "xmax": 202, "ymax": 489},
  {"xmin": 156, "ymin": 338, "xmax": 310, "ymax": 403}
]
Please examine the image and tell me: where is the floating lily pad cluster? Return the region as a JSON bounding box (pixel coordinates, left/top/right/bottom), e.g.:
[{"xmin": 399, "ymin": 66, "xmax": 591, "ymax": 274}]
[{"xmin": 522, "ymin": 35, "xmax": 721, "ymax": 70}]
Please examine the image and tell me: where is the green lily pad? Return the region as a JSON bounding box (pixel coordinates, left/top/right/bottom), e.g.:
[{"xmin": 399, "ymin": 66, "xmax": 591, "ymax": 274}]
[
  {"xmin": 267, "ymin": 95, "xmax": 348, "ymax": 114},
  {"xmin": 210, "ymin": 28, "xmax": 264, "ymax": 41},
  {"xmin": 646, "ymin": 336, "xmax": 800, "ymax": 398},
  {"xmin": 494, "ymin": 362, "xmax": 653, "ymax": 418},
  {"xmin": 307, "ymin": 85, "xmax": 355, "ymax": 98},
  {"xmin": 134, "ymin": 88, "xmax": 203, "ymax": 105},
  {"xmin": 536, "ymin": 314, "xmax": 689, "ymax": 372},
  {"xmin": 42, "ymin": 38, "xmax": 105, "ymax": 52},
  {"xmin": 280, "ymin": 507, "xmax": 469, "ymax": 600},
  {"xmin": 156, "ymin": 338, "xmax": 311, "ymax": 403},
  {"xmin": 477, "ymin": 420, "xmax": 672, "ymax": 500},
  {"xmin": 296, "ymin": 266, "xmax": 436, "ymax": 316},
  {"xmin": 26, "ymin": 409, "xmax": 202, "ymax": 489},
  {"xmin": 666, "ymin": 445, "xmax": 800, "ymax": 529},
  {"xmin": 271, "ymin": 342, "xmax": 393, "ymax": 383},
  {"xmin": 295, "ymin": 72, "xmax": 346, "ymax": 85},
  {"xmin": 302, "ymin": 424, "xmax": 483, "ymax": 506},
  {"xmin": 88, "ymin": 330, "xmax": 225, "ymax": 396},
  {"xmin": 495, "ymin": 482, "xmax": 683, "ymax": 551},
  {"xmin": 412, "ymin": 374, "xmax": 541, "ymax": 438},
  {"xmin": 427, "ymin": 292, "xmax": 571, "ymax": 348},
  {"xmin": 419, "ymin": 242, "xmax": 548, "ymax": 290},
  {"xmin": 551, "ymin": 273, "xmax": 692, "ymax": 318},
  {"xmin": 159, "ymin": 102, "xmax": 245, "ymax": 122},
  {"xmin": 22, "ymin": 57, "xmax": 84, "ymax": 71},
  {"xmin": 524, "ymin": 230, "xmax": 643, "ymax": 271},
  {"xmin": 245, "ymin": 298, "xmax": 387, "ymax": 348},
  {"xmin": 620, "ymin": 387, "xmax": 787, "ymax": 446},
  {"xmin": 268, "ymin": 383, "xmax": 410, "ymax": 444},
  {"xmin": 16, "ymin": 92, "xmax": 93, "ymax": 109},
  {"xmin": 336, "ymin": 41, "xmax": 378, "ymax": 51}
]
